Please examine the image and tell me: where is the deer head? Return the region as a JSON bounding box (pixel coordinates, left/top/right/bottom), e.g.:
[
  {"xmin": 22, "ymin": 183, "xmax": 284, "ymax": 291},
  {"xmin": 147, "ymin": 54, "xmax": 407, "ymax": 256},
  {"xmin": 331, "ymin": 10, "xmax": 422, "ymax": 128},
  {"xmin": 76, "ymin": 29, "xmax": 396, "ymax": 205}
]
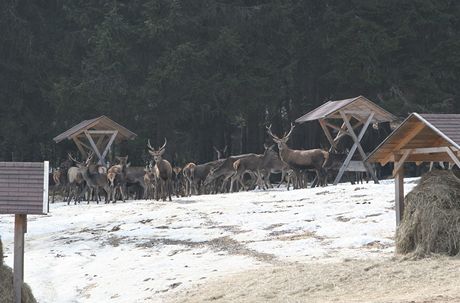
[
  {"xmin": 213, "ymin": 145, "xmax": 228, "ymax": 160},
  {"xmin": 266, "ymin": 123, "xmax": 295, "ymax": 150},
  {"xmin": 147, "ymin": 138, "xmax": 167, "ymax": 163}
]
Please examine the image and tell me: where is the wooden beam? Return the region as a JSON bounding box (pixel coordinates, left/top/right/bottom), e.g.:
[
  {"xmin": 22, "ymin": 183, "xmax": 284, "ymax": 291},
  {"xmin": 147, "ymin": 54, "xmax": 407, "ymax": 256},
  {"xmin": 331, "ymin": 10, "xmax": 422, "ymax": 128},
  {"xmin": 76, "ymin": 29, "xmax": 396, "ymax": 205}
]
[
  {"xmin": 14, "ymin": 214, "xmax": 27, "ymax": 303},
  {"xmin": 445, "ymin": 146, "xmax": 460, "ymax": 168},
  {"xmin": 393, "ymin": 149, "xmax": 412, "ymax": 176},
  {"xmin": 319, "ymin": 119, "xmax": 337, "ymax": 151},
  {"xmin": 381, "ymin": 123, "xmax": 426, "ymax": 166},
  {"xmin": 86, "ymin": 130, "xmax": 118, "ymax": 135},
  {"xmin": 333, "ymin": 112, "xmax": 375, "ymax": 185},
  {"xmin": 324, "ymin": 121, "xmax": 350, "ymax": 135},
  {"xmin": 84, "ymin": 131, "xmax": 104, "ymax": 165},
  {"xmin": 101, "ymin": 131, "xmax": 118, "ymax": 163},
  {"xmin": 332, "ymin": 120, "xmax": 364, "ymax": 143},
  {"xmin": 72, "ymin": 137, "xmax": 87, "ymax": 158},
  {"xmin": 394, "ymin": 155, "xmax": 405, "ymax": 226},
  {"xmin": 339, "ymin": 111, "xmax": 379, "ymax": 184},
  {"xmin": 399, "ymin": 147, "xmax": 451, "ymax": 154}
]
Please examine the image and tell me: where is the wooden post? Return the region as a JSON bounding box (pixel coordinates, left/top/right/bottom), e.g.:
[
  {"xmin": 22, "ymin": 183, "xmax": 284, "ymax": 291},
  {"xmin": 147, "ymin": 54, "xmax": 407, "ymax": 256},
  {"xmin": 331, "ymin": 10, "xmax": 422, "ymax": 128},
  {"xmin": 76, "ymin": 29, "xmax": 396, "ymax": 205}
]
[
  {"xmin": 14, "ymin": 214, "xmax": 27, "ymax": 303},
  {"xmin": 394, "ymin": 155, "xmax": 404, "ymax": 226},
  {"xmin": 333, "ymin": 112, "xmax": 375, "ymax": 185}
]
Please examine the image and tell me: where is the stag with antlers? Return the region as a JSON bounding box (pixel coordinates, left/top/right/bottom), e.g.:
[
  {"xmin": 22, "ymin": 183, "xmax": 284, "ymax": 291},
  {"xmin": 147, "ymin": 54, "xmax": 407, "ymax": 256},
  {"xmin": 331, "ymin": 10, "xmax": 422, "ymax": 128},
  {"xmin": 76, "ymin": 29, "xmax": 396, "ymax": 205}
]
[
  {"xmin": 147, "ymin": 138, "xmax": 173, "ymax": 201},
  {"xmin": 267, "ymin": 123, "xmax": 329, "ymax": 187}
]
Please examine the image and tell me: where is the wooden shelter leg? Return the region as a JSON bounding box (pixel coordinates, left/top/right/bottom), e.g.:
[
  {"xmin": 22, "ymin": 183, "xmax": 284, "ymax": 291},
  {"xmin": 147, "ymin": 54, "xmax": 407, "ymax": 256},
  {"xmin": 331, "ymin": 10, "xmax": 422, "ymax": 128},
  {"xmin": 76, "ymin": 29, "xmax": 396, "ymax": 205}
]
[
  {"xmin": 319, "ymin": 119, "xmax": 337, "ymax": 151},
  {"xmin": 332, "ymin": 121, "xmax": 364, "ymax": 144},
  {"xmin": 101, "ymin": 131, "xmax": 118, "ymax": 163},
  {"xmin": 392, "ymin": 149, "xmax": 412, "ymax": 176},
  {"xmin": 394, "ymin": 155, "xmax": 405, "ymax": 226},
  {"xmin": 339, "ymin": 111, "xmax": 379, "ymax": 184},
  {"xmin": 73, "ymin": 137, "xmax": 88, "ymax": 158},
  {"xmin": 14, "ymin": 214, "xmax": 27, "ymax": 303},
  {"xmin": 84, "ymin": 131, "xmax": 105, "ymax": 165},
  {"xmin": 333, "ymin": 113, "xmax": 375, "ymax": 185}
]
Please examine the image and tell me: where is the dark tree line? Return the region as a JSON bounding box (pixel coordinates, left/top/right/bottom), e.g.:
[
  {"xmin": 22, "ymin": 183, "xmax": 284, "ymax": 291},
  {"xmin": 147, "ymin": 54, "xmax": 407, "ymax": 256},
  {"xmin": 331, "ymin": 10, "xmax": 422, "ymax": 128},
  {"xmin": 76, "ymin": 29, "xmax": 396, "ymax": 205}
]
[{"xmin": 1, "ymin": 0, "xmax": 460, "ymax": 166}]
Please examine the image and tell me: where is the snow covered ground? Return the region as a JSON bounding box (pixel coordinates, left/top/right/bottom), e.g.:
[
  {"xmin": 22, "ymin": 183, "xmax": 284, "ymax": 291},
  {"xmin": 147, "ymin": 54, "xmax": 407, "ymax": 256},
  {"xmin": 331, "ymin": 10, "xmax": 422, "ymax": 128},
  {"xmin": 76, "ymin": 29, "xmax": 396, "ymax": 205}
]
[{"xmin": 0, "ymin": 179, "xmax": 418, "ymax": 303}]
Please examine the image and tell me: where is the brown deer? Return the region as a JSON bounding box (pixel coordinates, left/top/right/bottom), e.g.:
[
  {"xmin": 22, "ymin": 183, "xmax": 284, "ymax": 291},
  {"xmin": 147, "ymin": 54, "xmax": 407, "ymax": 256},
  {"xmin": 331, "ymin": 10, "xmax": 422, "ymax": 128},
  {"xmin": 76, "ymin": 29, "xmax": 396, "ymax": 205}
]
[
  {"xmin": 182, "ymin": 162, "xmax": 196, "ymax": 196},
  {"xmin": 267, "ymin": 123, "xmax": 329, "ymax": 187},
  {"xmin": 147, "ymin": 138, "xmax": 173, "ymax": 201}
]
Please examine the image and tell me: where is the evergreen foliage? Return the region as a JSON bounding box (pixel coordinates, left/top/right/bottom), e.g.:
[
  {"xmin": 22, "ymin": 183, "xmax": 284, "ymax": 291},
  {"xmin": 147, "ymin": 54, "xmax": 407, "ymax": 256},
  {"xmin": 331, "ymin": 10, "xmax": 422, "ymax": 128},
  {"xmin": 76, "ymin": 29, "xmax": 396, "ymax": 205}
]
[{"xmin": 1, "ymin": 0, "xmax": 460, "ymax": 165}]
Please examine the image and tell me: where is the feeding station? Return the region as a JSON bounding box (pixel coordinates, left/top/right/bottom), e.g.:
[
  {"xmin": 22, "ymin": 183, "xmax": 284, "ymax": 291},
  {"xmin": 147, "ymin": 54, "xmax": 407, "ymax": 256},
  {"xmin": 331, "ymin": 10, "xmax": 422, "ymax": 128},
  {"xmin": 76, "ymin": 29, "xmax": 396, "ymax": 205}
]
[
  {"xmin": 0, "ymin": 161, "xmax": 49, "ymax": 303},
  {"xmin": 53, "ymin": 116, "xmax": 137, "ymax": 166},
  {"xmin": 366, "ymin": 113, "xmax": 460, "ymax": 225},
  {"xmin": 295, "ymin": 95, "xmax": 396, "ymax": 185}
]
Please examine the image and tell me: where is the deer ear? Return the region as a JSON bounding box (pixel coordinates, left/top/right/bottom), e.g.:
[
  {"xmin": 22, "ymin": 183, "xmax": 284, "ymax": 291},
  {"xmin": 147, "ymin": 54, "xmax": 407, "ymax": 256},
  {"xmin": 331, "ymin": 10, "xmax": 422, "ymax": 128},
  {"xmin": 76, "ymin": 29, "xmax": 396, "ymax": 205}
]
[
  {"xmin": 127, "ymin": 162, "xmax": 131, "ymax": 167},
  {"xmin": 148, "ymin": 150, "xmax": 155, "ymax": 156},
  {"xmin": 159, "ymin": 149, "xmax": 166, "ymax": 156}
]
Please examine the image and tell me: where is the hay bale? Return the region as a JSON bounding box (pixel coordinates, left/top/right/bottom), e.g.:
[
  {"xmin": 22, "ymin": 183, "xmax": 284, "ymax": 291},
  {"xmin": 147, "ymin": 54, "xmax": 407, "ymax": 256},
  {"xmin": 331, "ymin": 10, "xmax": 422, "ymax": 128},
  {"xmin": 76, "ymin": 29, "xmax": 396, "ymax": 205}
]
[
  {"xmin": 396, "ymin": 170, "xmax": 460, "ymax": 257},
  {"xmin": 0, "ymin": 237, "xmax": 37, "ymax": 303}
]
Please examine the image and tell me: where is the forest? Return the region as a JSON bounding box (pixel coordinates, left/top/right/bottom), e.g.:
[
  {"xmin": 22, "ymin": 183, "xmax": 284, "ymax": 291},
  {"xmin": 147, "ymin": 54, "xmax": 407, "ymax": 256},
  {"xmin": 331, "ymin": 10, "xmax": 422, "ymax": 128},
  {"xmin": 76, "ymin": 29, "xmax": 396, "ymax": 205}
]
[{"xmin": 1, "ymin": 0, "xmax": 460, "ymax": 166}]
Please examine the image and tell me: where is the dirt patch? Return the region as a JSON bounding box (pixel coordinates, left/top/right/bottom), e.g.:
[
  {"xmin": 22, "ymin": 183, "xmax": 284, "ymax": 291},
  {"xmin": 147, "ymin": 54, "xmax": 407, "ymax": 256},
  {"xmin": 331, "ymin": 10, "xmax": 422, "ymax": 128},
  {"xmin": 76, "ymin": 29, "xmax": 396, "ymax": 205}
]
[
  {"xmin": 137, "ymin": 236, "xmax": 279, "ymax": 264},
  {"xmin": 169, "ymin": 256, "xmax": 460, "ymax": 303}
]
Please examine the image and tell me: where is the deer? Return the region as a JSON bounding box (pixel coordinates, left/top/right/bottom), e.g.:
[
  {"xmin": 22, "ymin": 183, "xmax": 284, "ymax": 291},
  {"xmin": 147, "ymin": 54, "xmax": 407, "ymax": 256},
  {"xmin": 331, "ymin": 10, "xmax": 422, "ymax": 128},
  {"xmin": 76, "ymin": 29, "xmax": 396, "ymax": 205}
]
[
  {"xmin": 65, "ymin": 153, "xmax": 87, "ymax": 204},
  {"xmin": 107, "ymin": 156, "xmax": 129, "ymax": 203},
  {"xmin": 147, "ymin": 138, "xmax": 173, "ymax": 201},
  {"xmin": 204, "ymin": 154, "xmax": 258, "ymax": 193},
  {"xmin": 257, "ymin": 144, "xmax": 290, "ymax": 189},
  {"xmin": 213, "ymin": 145, "xmax": 228, "ymax": 160},
  {"xmin": 267, "ymin": 123, "xmax": 329, "ymax": 188},
  {"xmin": 74, "ymin": 153, "xmax": 111, "ymax": 204},
  {"xmin": 182, "ymin": 162, "xmax": 196, "ymax": 196}
]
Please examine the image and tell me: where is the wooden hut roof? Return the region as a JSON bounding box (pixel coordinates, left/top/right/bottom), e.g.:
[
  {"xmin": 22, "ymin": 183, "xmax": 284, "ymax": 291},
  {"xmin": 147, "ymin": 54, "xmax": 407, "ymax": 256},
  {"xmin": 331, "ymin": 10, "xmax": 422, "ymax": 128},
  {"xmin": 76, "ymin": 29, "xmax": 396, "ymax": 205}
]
[
  {"xmin": 53, "ymin": 116, "xmax": 137, "ymax": 143},
  {"xmin": 295, "ymin": 95, "xmax": 396, "ymax": 124},
  {"xmin": 367, "ymin": 113, "xmax": 460, "ymax": 164}
]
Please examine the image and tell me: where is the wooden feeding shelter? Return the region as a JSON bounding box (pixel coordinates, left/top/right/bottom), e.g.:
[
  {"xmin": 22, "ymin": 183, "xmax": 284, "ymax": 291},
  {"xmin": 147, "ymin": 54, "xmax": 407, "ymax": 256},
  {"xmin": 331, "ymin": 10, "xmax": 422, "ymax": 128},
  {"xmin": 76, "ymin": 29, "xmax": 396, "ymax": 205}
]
[
  {"xmin": 295, "ymin": 96, "xmax": 396, "ymax": 185},
  {"xmin": 53, "ymin": 116, "xmax": 137, "ymax": 166},
  {"xmin": 367, "ymin": 113, "xmax": 460, "ymax": 225}
]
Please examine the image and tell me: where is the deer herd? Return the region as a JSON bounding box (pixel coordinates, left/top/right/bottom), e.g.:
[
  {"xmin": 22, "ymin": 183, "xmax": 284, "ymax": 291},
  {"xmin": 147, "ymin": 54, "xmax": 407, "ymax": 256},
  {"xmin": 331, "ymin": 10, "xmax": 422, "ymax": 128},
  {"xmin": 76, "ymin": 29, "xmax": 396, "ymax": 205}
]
[{"xmin": 51, "ymin": 123, "xmax": 331, "ymax": 204}]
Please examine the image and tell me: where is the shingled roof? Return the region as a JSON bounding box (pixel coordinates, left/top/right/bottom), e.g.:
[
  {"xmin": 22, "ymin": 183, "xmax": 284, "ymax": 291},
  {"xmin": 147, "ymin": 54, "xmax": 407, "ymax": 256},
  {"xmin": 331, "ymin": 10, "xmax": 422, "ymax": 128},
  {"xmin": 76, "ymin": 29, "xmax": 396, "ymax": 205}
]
[
  {"xmin": 53, "ymin": 116, "xmax": 137, "ymax": 143},
  {"xmin": 295, "ymin": 95, "xmax": 396, "ymax": 124},
  {"xmin": 367, "ymin": 113, "xmax": 460, "ymax": 164}
]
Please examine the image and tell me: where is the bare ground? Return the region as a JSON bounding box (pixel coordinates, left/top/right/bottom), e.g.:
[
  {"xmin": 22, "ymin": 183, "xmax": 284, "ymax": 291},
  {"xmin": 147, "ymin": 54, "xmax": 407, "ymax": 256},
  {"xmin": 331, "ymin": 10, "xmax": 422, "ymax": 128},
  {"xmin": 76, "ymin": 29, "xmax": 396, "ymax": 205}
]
[{"xmin": 168, "ymin": 256, "xmax": 460, "ymax": 303}]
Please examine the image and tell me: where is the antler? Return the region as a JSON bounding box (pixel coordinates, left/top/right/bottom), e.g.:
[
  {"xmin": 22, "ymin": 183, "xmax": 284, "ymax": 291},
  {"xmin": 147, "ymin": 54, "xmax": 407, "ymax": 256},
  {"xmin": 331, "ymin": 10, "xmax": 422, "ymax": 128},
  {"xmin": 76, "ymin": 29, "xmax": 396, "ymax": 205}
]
[
  {"xmin": 68, "ymin": 152, "xmax": 79, "ymax": 163},
  {"xmin": 85, "ymin": 151, "xmax": 94, "ymax": 164},
  {"xmin": 159, "ymin": 138, "xmax": 167, "ymax": 151},
  {"xmin": 266, "ymin": 124, "xmax": 279, "ymax": 140},
  {"xmin": 147, "ymin": 139, "xmax": 154, "ymax": 150},
  {"xmin": 284, "ymin": 122, "xmax": 296, "ymax": 139}
]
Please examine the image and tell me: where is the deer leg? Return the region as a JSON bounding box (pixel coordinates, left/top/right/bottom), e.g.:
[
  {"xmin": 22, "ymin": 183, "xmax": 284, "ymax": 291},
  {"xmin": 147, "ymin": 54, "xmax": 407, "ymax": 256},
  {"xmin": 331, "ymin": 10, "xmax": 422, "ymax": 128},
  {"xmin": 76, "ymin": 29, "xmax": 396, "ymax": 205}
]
[{"xmin": 167, "ymin": 180, "xmax": 171, "ymax": 201}]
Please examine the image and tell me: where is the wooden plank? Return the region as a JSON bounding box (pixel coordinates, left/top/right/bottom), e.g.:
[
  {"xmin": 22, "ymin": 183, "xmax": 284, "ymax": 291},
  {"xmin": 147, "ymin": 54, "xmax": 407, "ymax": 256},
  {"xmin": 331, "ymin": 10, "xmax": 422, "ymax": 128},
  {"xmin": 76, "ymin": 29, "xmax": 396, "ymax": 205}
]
[
  {"xmin": 73, "ymin": 137, "xmax": 88, "ymax": 158},
  {"xmin": 445, "ymin": 146, "xmax": 460, "ymax": 168},
  {"xmin": 394, "ymin": 156, "xmax": 404, "ymax": 226},
  {"xmin": 323, "ymin": 121, "xmax": 350, "ymax": 135},
  {"xmin": 13, "ymin": 214, "xmax": 26, "ymax": 303},
  {"xmin": 84, "ymin": 131, "xmax": 104, "ymax": 165},
  {"xmin": 339, "ymin": 111, "xmax": 379, "ymax": 184},
  {"xmin": 345, "ymin": 161, "xmax": 367, "ymax": 172},
  {"xmin": 393, "ymin": 149, "xmax": 412, "ymax": 176},
  {"xmin": 380, "ymin": 122, "xmax": 426, "ymax": 166},
  {"xmin": 86, "ymin": 130, "xmax": 118, "ymax": 135},
  {"xmin": 332, "ymin": 120, "xmax": 364, "ymax": 143},
  {"xmin": 319, "ymin": 119, "xmax": 337, "ymax": 151},
  {"xmin": 101, "ymin": 131, "xmax": 118, "ymax": 162},
  {"xmin": 333, "ymin": 112, "xmax": 375, "ymax": 185}
]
